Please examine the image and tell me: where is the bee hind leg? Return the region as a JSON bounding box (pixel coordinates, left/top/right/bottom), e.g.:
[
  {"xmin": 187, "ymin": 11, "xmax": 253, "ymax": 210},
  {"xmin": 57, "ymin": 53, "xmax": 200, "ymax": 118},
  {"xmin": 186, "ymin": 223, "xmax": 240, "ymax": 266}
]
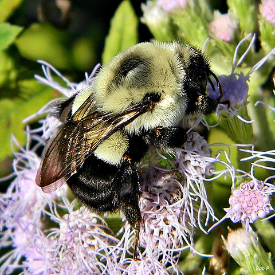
[{"xmin": 115, "ymin": 154, "xmax": 142, "ymax": 260}]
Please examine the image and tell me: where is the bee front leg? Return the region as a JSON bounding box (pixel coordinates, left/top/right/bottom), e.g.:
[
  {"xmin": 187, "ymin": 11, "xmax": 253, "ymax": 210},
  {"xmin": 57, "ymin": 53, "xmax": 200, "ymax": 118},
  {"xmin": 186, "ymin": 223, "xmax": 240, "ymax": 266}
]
[
  {"xmin": 195, "ymin": 94, "xmax": 219, "ymax": 115},
  {"xmin": 115, "ymin": 154, "xmax": 141, "ymax": 260},
  {"xmin": 145, "ymin": 126, "xmax": 187, "ymax": 148}
]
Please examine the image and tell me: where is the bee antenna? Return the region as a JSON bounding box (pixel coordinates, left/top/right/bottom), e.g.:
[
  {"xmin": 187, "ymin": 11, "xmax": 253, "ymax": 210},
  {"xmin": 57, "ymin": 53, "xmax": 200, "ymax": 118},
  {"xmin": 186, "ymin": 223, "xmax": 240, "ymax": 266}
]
[
  {"xmin": 209, "ymin": 71, "xmax": 224, "ymax": 102},
  {"xmin": 208, "ymin": 75, "xmax": 215, "ymax": 92}
]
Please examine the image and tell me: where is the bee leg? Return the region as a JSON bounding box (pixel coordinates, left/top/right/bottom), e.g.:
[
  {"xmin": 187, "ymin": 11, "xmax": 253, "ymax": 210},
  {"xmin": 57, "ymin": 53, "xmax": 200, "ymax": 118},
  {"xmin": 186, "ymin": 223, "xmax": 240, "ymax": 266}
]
[
  {"xmin": 133, "ymin": 222, "xmax": 140, "ymax": 260},
  {"xmin": 195, "ymin": 94, "xmax": 219, "ymax": 115},
  {"xmin": 145, "ymin": 126, "xmax": 187, "ymax": 148},
  {"xmin": 115, "ymin": 154, "xmax": 142, "ymax": 260}
]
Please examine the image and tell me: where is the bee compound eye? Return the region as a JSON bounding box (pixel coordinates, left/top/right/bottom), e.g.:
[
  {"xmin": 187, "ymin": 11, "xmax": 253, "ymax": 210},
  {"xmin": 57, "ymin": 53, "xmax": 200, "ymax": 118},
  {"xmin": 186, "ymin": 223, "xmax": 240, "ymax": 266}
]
[{"xmin": 144, "ymin": 92, "xmax": 161, "ymax": 104}]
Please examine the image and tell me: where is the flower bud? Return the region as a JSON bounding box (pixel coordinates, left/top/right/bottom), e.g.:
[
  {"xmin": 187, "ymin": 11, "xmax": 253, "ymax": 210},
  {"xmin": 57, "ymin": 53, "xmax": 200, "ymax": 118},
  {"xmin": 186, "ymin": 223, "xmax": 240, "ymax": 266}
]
[{"xmin": 208, "ymin": 12, "xmax": 237, "ymax": 42}]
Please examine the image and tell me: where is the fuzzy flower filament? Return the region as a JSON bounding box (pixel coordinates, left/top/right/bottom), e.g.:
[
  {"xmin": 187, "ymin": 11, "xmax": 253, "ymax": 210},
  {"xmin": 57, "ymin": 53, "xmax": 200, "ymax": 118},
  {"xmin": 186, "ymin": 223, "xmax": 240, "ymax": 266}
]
[
  {"xmin": 157, "ymin": 0, "xmax": 188, "ymax": 12},
  {"xmin": 49, "ymin": 206, "xmax": 121, "ymax": 274},
  {"xmin": 0, "ymin": 137, "xmax": 59, "ymax": 274},
  {"xmin": 136, "ymin": 130, "xmax": 224, "ymax": 271}
]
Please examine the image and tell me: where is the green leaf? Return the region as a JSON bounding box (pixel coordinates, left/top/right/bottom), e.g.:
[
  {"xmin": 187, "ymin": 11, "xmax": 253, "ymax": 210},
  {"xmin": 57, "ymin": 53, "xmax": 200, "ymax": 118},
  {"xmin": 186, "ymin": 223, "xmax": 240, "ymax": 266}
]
[
  {"xmin": 15, "ymin": 23, "xmax": 72, "ymax": 69},
  {"xmin": 172, "ymin": 4, "xmax": 209, "ymax": 47},
  {"xmin": 0, "ymin": 23, "xmax": 23, "ymax": 51},
  {"xmin": 0, "ymin": 51, "xmax": 18, "ymax": 87},
  {"xmin": 102, "ymin": 0, "xmax": 138, "ymax": 65},
  {"xmin": 227, "ymin": 0, "xmax": 257, "ymax": 35},
  {"xmin": 219, "ymin": 104, "xmax": 253, "ymax": 145},
  {"xmin": 0, "ymin": 80, "xmax": 57, "ymax": 162},
  {"xmin": 259, "ymin": 17, "xmax": 275, "ymax": 54},
  {"xmin": 0, "ymin": 0, "xmax": 23, "ymax": 22}
]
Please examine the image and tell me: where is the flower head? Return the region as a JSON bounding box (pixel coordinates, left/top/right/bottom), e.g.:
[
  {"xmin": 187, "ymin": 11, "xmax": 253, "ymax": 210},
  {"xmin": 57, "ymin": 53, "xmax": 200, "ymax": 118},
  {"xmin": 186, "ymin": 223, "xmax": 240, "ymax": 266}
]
[
  {"xmin": 208, "ymin": 33, "xmax": 275, "ymax": 118},
  {"xmin": 49, "ymin": 206, "xmax": 120, "ymax": 274},
  {"xmin": 136, "ymin": 130, "xmax": 222, "ymax": 269},
  {"xmin": 157, "ymin": 0, "xmax": 188, "ymax": 12},
  {"xmin": 0, "ymin": 135, "xmax": 60, "ymax": 274},
  {"xmin": 208, "ymin": 12, "xmax": 237, "ymax": 42},
  {"xmin": 224, "ymin": 180, "xmax": 274, "ymax": 230},
  {"xmin": 141, "ymin": 1, "xmax": 176, "ymax": 41},
  {"xmin": 260, "ymin": 0, "xmax": 275, "ymax": 25}
]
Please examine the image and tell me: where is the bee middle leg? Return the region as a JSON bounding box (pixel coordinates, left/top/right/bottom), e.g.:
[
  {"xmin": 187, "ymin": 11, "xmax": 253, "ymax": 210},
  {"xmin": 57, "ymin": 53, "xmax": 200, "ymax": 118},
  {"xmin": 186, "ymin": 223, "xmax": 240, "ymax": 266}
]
[{"xmin": 145, "ymin": 126, "xmax": 187, "ymax": 148}]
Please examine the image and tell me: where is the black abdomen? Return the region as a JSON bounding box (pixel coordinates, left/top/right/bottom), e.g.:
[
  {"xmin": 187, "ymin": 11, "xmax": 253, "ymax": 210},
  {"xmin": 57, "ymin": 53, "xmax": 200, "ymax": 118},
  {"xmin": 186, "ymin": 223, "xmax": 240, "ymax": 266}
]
[{"xmin": 67, "ymin": 154, "xmax": 120, "ymax": 212}]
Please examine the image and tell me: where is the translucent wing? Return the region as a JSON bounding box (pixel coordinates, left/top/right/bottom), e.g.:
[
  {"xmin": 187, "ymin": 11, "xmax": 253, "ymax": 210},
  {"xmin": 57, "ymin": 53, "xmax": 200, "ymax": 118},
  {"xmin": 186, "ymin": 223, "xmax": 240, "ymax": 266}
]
[{"xmin": 36, "ymin": 93, "xmax": 158, "ymax": 193}]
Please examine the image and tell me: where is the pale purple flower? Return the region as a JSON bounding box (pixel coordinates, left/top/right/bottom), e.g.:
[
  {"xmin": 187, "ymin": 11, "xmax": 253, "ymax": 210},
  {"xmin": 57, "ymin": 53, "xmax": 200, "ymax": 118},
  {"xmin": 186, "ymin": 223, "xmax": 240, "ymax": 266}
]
[
  {"xmin": 224, "ymin": 180, "xmax": 274, "ymax": 230},
  {"xmin": 135, "ymin": 130, "xmax": 232, "ymax": 271},
  {"xmin": 208, "ymin": 12, "xmax": 237, "ymax": 42},
  {"xmin": 0, "ymin": 59, "xmax": 241, "ymax": 274},
  {"xmin": 208, "ymin": 175, "xmax": 275, "ymax": 234},
  {"xmin": 20, "ymin": 231, "xmax": 58, "ymax": 274},
  {"xmin": 208, "ymin": 33, "xmax": 275, "ymax": 118},
  {"xmin": 157, "ymin": 0, "xmax": 188, "ymax": 12},
  {"xmin": 141, "ymin": 1, "xmax": 169, "ymax": 27},
  {"xmin": 47, "ymin": 205, "xmax": 121, "ymax": 274},
  {"xmin": 123, "ymin": 255, "xmax": 170, "ymax": 274},
  {"xmin": 260, "ymin": 0, "xmax": 275, "ymax": 25},
  {"xmin": 208, "ymin": 146, "xmax": 275, "ymax": 233},
  {"xmin": 0, "ymin": 135, "xmax": 60, "ymax": 274},
  {"xmin": 138, "ymin": 174, "xmax": 191, "ymax": 268}
]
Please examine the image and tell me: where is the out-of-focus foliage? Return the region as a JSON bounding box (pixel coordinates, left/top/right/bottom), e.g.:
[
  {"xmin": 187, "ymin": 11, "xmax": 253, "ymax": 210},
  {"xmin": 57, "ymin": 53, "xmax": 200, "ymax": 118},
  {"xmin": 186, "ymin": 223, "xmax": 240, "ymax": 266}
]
[
  {"xmin": 0, "ymin": 23, "xmax": 22, "ymax": 50},
  {"xmin": 102, "ymin": 0, "xmax": 138, "ymax": 64},
  {"xmin": 0, "ymin": 0, "xmax": 23, "ymax": 22}
]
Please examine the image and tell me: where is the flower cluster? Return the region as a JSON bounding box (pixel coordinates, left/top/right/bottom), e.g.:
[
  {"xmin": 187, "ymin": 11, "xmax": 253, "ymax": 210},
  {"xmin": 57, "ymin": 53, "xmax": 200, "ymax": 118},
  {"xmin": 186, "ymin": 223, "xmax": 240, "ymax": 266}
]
[{"xmin": 137, "ymin": 131, "xmax": 220, "ymax": 267}]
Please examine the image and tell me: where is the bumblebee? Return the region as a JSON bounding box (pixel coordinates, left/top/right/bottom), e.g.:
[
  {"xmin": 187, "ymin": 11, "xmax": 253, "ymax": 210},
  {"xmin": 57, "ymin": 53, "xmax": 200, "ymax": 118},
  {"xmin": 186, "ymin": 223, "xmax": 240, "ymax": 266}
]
[{"xmin": 36, "ymin": 41, "xmax": 223, "ymax": 258}]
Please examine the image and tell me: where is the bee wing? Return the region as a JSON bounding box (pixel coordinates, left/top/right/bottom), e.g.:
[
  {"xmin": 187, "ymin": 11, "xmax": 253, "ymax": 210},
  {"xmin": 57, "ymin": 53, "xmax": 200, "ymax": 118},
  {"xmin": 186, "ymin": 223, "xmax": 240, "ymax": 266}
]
[
  {"xmin": 35, "ymin": 124, "xmax": 75, "ymax": 193},
  {"xmin": 36, "ymin": 93, "xmax": 157, "ymax": 193}
]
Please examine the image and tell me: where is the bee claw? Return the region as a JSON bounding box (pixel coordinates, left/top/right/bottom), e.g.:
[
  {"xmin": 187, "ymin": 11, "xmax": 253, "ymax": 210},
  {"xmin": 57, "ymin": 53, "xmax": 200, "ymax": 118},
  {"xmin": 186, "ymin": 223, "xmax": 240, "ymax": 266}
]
[{"xmin": 133, "ymin": 222, "xmax": 140, "ymax": 260}]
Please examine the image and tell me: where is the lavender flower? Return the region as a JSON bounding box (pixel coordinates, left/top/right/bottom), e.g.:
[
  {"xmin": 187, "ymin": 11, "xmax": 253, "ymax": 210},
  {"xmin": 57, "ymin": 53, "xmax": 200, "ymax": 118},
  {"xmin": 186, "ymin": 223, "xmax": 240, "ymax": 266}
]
[
  {"xmin": 1, "ymin": 1, "xmax": 275, "ymax": 273},
  {"xmin": 208, "ymin": 33, "xmax": 275, "ymax": 118},
  {"xmin": 48, "ymin": 205, "xmax": 120, "ymax": 274},
  {"xmin": 260, "ymin": 0, "xmax": 275, "ymax": 25},
  {"xmin": 157, "ymin": 0, "xmax": 188, "ymax": 12},
  {"xmin": 208, "ymin": 145, "xmax": 275, "ymax": 235},
  {"xmin": 0, "ymin": 135, "xmax": 122, "ymax": 274},
  {"xmin": 0, "ymin": 135, "xmax": 60, "ymax": 274},
  {"xmin": 224, "ymin": 180, "xmax": 274, "ymax": 230},
  {"xmin": 135, "ymin": 129, "xmax": 235, "ymax": 271},
  {"xmin": 208, "ymin": 12, "xmax": 237, "ymax": 42},
  {"xmin": 141, "ymin": 1, "xmax": 176, "ymax": 42}
]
